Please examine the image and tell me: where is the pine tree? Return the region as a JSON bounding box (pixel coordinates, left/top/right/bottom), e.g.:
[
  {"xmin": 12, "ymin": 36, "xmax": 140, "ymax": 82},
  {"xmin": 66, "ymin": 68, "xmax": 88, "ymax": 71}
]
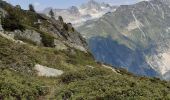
[
  {"xmin": 58, "ymin": 16, "xmax": 63, "ymax": 23},
  {"xmin": 29, "ymin": 4, "xmax": 35, "ymax": 12},
  {"xmin": 49, "ymin": 9, "xmax": 55, "ymax": 19},
  {"xmin": 63, "ymin": 23, "xmax": 68, "ymax": 31}
]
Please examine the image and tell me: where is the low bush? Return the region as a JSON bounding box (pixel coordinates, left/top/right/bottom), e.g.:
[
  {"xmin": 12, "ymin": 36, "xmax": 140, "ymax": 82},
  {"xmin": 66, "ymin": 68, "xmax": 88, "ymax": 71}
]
[
  {"xmin": 60, "ymin": 71, "xmax": 87, "ymax": 84},
  {"xmin": 0, "ymin": 69, "xmax": 48, "ymax": 100},
  {"xmin": 2, "ymin": 14, "xmax": 25, "ymax": 31},
  {"xmin": 56, "ymin": 74, "xmax": 170, "ymax": 99},
  {"xmin": 40, "ymin": 32, "xmax": 55, "ymax": 47}
]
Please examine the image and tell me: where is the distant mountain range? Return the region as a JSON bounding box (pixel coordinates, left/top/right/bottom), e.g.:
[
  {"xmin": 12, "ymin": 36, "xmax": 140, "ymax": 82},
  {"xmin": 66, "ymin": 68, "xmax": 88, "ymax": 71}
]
[
  {"xmin": 78, "ymin": 0, "xmax": 170, "ymax": 80},
  {"xmin": 42, "ymin": 0, "xmax": 117, "ymax": 27}
]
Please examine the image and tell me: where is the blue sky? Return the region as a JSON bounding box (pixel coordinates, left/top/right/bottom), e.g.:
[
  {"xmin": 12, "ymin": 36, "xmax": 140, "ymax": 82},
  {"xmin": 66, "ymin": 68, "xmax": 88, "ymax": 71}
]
[{"xmin": 5, "ymin": 0, "xmax": 143, "ymax": 11}]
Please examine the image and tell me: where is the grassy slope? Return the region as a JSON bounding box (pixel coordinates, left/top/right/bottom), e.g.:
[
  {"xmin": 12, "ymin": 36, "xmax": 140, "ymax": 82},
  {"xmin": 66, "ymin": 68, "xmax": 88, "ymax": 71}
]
[{"xmin": 1, "ymin": 35, "xmax": 170, "ymax": 99}]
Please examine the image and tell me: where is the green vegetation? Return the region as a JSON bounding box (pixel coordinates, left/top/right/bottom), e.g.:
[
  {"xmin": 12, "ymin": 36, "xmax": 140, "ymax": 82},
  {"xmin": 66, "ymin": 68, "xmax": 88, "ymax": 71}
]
[
  {"xmin": 40, "ymin": 32, "xmax": 55, "ymax": 47},
  {"xmin": 0, "ymin": 36, "xmax": 35, "ymax": 74},
  {"xmin": 0, "ymin": 29, "xmax": 169, "ymax": 99},
  {"xmin": 2, "ymin": 11, "xmax": 25, "ymax": 31},
  {"xmin": 56, "ymin": 74, "xmax": 170, "ymax": 99},
  {"xmin": 1, "ymin": 35, "xmax": 170, "ymax": 99},
  {"xmin": 0, "ymin": 1, "xmax": 39, "ymax": 30},
  {"xmin": 0, "ymin": 69, "xmax": 48, "ymax": 100},
  {"xmin": 1, "ymin": 0, "xmax": 170, "ymax": 99}
]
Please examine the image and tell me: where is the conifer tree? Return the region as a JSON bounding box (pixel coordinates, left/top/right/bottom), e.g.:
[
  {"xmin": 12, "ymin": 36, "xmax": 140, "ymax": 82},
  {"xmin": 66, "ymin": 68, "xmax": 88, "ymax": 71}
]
[
  {"xmin": 49, "ymin": 9, "xmax": 55, "ymax": 19},
  {"xmin": 29, "ymin": 4, "xmax": 35, "ymax": 12}
]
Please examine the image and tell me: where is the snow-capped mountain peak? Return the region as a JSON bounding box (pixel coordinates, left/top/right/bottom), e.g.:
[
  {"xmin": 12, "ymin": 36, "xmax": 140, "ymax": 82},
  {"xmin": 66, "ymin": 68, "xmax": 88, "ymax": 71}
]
[
  {"xmin": 42, "ymin": 0, "xmax": 117, "ymax": 26},
  {"xmin": 80, "ymin": 0, "xmax": 101, "ymax": 10}
]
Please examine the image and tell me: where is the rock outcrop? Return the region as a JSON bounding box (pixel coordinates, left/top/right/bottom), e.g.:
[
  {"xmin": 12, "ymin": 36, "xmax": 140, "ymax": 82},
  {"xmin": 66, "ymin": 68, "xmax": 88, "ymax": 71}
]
[
  {"xmin": 34, "ymin": 64, "xmax": 64, "ymax": 77},
  {"xmin": 12, "ymin": 30, "xmax": 42, "ymax": 45}
]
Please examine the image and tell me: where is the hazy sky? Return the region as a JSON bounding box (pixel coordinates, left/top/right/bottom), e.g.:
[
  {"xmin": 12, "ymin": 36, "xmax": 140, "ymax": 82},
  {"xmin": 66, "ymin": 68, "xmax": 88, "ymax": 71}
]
[{"xmin": 5, "ymin": 0, "xmax": 145, "ymax": 11}]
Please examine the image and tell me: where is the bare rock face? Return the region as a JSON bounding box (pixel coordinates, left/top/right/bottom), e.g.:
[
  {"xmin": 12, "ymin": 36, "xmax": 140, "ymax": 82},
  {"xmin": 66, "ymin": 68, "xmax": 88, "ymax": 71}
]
[{"xmin": 11, "ymin": 30, "xmax": 42, "ymax": 45}]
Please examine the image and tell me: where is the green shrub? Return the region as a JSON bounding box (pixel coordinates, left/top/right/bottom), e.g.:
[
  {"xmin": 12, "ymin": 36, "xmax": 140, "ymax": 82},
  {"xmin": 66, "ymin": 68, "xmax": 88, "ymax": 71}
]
[
  {"xmin": 63, "ymin": 23, "xmax": 68, "ymax": 31},
  {"xmin": 58, "ymin": 16, "xmax": 63, "ymax": 23},
  {"xmin": 2, "ymin": 14, "xmax": 25, "ymax": 31},
  {"xmin": 0, "ymin": 69, "xmax": 48, "ymax": 100},
  {"xmin": 40, "ymin": 32, "xmax": 55, "ymax": 47},
  {"xmin": 29, "ymin": 4, "xmax": 35, "ymax": 12},
  {"xmin": 60, "ymin": 71, "xmax": 87, "ymax": 84},
  {"xmin": 56, "ymin": 74, "xmax": 170, "ymax": 99}
]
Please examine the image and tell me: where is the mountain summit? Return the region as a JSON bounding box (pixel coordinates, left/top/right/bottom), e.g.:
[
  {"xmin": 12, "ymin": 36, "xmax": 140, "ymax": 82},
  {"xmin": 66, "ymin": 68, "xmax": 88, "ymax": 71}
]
[{"xmin": 80, "ymin": 0, "xmax": 102, "ymax": 10}]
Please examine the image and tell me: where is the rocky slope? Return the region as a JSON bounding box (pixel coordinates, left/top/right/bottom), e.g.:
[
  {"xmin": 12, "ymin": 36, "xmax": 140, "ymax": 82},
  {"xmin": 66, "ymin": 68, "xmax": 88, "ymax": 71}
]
[
  {"xmin": 0, "ymin": 0, "xmax": 87, "ymax": 52},
  {"xmin": 1, "ymin": 0, "xmax": 170, "ymax": 99},
  {"xmin": 77, "ymin": 0, "xmax": 170, "ymax": 79}
]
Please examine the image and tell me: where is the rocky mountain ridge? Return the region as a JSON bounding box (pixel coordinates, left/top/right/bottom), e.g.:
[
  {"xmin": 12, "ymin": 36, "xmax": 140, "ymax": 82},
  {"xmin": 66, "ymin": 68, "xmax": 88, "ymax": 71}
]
[{"xmin": 77, "ymin": 0, "xmax": 170, "ymax": 80}]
